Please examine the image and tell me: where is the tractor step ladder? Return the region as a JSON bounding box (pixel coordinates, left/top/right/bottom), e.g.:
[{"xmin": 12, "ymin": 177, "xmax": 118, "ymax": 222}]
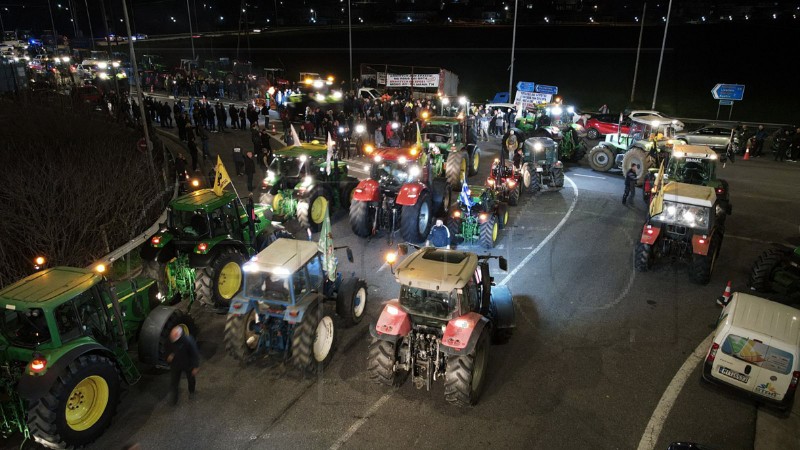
[{"xmin": 115, "ymin": 349, "xmax": 141, "ymax": 384}]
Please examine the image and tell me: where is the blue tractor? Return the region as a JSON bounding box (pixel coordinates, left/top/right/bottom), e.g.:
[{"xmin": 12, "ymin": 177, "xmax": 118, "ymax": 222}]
[{"xmin": 223, "ymin": 238, "xmax": 367, "ymax": 371}]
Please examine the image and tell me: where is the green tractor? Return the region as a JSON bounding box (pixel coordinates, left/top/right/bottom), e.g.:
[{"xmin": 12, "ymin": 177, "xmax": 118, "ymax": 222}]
[
  {"xmin": 748, "ymin": 245, "xmax": 800, "ymax": 302},
  {"xmin": 0, "ymin": 266, "xmax": 196, "ymax": 448},
  {"xmin": 260, "ymin": 143, "xmax": 359, "ymax": 233},
  {"xmin": 519, "ymin": 137, "xmax": 565, "ymax": 192},
  {"xmin": 530, "ymin": 124, "xmax": 587, "ymax": 162},
  {"xmin": 141, "ymin": 189, "xmax": 289, "ymax": 310},
  {"xmin": 421, "ymin": 116, "xmax": 481, "ymax": 189},
  {"xmin": 447, "ymin": 182, "xmax": 509, "ymax": 249}
]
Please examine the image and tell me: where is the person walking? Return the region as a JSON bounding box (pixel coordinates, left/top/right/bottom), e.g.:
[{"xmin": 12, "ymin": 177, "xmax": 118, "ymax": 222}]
[
  {"xmin": 251, "ymin": 124, "xmax": 261, "ymax": 154},
  {"xmin": 239, "ymin": 108, "xmax": 247, "ymax": 130},
  {"xmin": 197, "ymin": 125, "xmax": 211, "ymax": 162},
  {"xmin": 186, "ymin": 125, "xmax": 199, "ymax": 172},
  {"xmin": 228, "ymin": 104, "xmax": 238, "ymax": 130},
  {"xmin": 244, "ymin": 151, "xmax": 257, "ymax": 192},
  {"xmin": 167, "ymin": 326, "xmax": 199, "ymax": 405},
  {"xmin": 622, "ymin": 164, "xmax": 638, "ymax": 205},
  {"xmin": 232, "ymin": 146, "xmax": 244, "ymax": 176},
  {"xmin": 753, "ymin": 125, "xmax": 768, "ymax": 157}
]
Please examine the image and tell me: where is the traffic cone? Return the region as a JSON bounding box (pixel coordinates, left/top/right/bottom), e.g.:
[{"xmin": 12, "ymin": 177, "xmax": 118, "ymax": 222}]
[
  {"xmin": 743, "ymin": 147, "xmax": 750, "ymax": 160},
  {"xmin": 716, "ymin": 280, "xmax": 732, "ymax": 307}
]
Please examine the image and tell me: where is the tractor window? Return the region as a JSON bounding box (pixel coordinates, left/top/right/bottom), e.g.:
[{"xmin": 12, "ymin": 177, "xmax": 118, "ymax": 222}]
[
  {"xmin": 399, "ymin": 286, "xmax": 460, "ymax": 320},
  {"xmin": 170, "ymin": 210, "xmax": 210, "ymax": 238},
  {"xmin": 667, "ymin": 158, "xmax": 711, "ymax": 184},
  {"xmin": 464, "ymin": 284, "xmax": 479, "ymax": 313},
  {"xmin": 422, "ymin": 124, "xmax": 452, "ymax": 142},
  {"xmin": 304, "ymin": 256, "xmax": 324, "ymax": 290},
  {"xmin": 0, "ymin": 308, "xmax": 51, "ymax": 347},
  {"xmin": 54, "ymin": 301, "xmax": 82, "ymax": 343},
  {"xmin": 209, "ymin": 207, "xmax": 232, "ymax": 237},
  {"xmin": 244, "ymin": 271, "xmax": 290, "ymax": 302}
]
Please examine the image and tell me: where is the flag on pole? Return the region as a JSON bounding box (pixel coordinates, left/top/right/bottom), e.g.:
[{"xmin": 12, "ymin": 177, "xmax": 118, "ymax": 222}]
[
  {"xmin": 648, "ymin": 161, "xmax": 666, "ymax": 218},
  {"xmin": 317, "ymin": 206, "xmax": 337, "ymax": 282},
  {"xmin": 416, "ymin": 122, "xmax": 422, "ymax": 147},
  {"xmin": 326, "ymin": 132, "xmax": 334, "ymax": 175},
  {"xmin": 213, "ymin": 155, "xmax": 232, "ymax": 196},
  {"xmin": 459, "ymin": 180, "xmax": 474, "ymax": 209},
  {"xmin": 290, "ymin": 124, "xmax": 302, "ymax": 147},
  {"xmin": 416, "ymin": 122, "xmax": 427, "ymax": 168}
]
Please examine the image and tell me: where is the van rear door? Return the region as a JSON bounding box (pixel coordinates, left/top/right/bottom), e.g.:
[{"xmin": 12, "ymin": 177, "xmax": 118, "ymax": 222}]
[
  {"xmin": 749, "ymin": 339, "xmax": 796, "ymax": 402},
  {"xmin": 713, "ymin": 332, "xmax": 768, "ymax": 392}
]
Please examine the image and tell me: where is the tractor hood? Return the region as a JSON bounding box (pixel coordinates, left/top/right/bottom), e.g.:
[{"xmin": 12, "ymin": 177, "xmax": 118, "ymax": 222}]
[{"xmin": 661, "ymin": 182, "xmax": 716, "ymax": 208}]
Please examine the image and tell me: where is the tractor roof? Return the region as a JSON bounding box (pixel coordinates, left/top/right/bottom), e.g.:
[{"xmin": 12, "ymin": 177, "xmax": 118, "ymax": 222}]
[
  {"xmin": 0, "ymin": 267, "xmax": 101, "ymax": 307},
  {"xmin": 171, "ymin": 189, "xmax": 236, "ymax": 212},
  {"xmin": 370, "ymin": 146, "xmax": 423, "ymax": 162},
  {"xmin": 672, "ymin": 145, "xmax": 718, "ymax": 160},
  {"xmin": 426, "ymin": 116, "xmax": 461, "ymax": 125},
  {"xmin": 394, "ymin": 247, "xmax": 478, "ymax": 292},
  {"xmin": 274, "ymin": 142, "xmax": 328, "ymax": 159},
  {"xmin": 246, "ymin": 238, "xmax": 319, "ymax": 275},
  {"xmin": 662, "ymin": 182, "xmax": 716, "ymax": 207}
]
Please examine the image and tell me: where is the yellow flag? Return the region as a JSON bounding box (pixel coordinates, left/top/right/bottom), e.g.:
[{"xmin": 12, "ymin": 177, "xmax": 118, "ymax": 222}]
[
  {"xmin": 648, "ymin": 161, "xmax": 666, "ymax": 218},
  {"xmin": 416, "ymin": 122, "xmax": 422, "ymax": 147},
  {"xmin": 213, "ymin": 155, "xmax": 231, "ymax": 196}
]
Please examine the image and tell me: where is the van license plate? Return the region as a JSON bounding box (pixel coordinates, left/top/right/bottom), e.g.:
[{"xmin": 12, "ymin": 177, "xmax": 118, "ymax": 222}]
[{"xmin": 719, "ymin": 366, "xmax": 749, "ymax": 383}]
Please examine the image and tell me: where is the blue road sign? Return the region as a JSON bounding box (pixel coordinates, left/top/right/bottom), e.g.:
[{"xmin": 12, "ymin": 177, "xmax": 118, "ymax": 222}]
[
  {"xmin": 516, "ymin": 81, "xmax": 535, "ymax": 92},
  {"xmin": 711, "ymin": 84, "xmax": 745, "ymax": 101},
  {"xmin": 535, "ymin": 84, "xmax": 558, "ymax": 95},
  {"xmin": 719, "ymin": 100, "xmax": 734, "ymax": 106}
]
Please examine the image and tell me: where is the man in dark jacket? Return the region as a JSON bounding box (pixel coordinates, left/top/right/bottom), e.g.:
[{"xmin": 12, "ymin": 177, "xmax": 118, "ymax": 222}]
[
  {"xmin": 753, "ymin": 125, "xmax": 768, "ymax": 157},
  {"xmin": 791, "ymin": 127, "xmax": 800, "ymax": 162},
  {"xmin": 244, "ymin": 151, "xmax": 257, "ymax": 192},
  {"xmin": 426, "ymin": 219, "xmax": 451, "ymax": 249},
  {"xmin": 622, "ymin": 164, "xmax": 638, "ymax": 204},
  {"xmin": 167, "ymin": 326, "xmax": 199, "ymax": 405}
]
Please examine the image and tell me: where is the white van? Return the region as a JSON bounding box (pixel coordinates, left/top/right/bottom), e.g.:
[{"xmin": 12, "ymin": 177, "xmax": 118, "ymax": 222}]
[{"xmin": 703, "ymin": 292, "xmax": 800, "ymax": 410}]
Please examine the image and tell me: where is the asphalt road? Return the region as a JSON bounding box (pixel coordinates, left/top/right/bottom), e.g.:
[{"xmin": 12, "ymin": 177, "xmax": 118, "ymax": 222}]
[{"xmin": 8, "ymin": 129, "xmax": 799, "ymax": 450}]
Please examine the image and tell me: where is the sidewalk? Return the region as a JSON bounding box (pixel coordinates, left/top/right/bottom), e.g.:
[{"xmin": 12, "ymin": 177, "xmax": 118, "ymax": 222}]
[{"xmin": 755, "ymin": 407, "xmax": 800, "ymax": 450}]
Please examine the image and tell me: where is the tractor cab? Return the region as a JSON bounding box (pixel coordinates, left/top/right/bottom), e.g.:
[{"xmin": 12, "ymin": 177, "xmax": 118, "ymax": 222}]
[
  {"xmin": 164, "ymin": 190, "xmax": 246, "ymax": 241},
  {"xmin": 421, "ymin": 117, "xmax": 463, "ymax": 147},
  {"xmin": 241, "ymin": 239, "xmax": 325, "ymax": 309},
  {"xmin": 367, "ymin": 147, "xmax": 425, "ymax": 190},
  {"xmin": 524, "ymin": 136, "xmax": 559, "ymax": 165}
]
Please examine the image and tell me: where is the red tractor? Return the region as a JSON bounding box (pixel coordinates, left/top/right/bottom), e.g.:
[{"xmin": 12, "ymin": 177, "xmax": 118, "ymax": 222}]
[
  {"xmin": 349, "ymin": 146, "xmax": 451, "ymax": 244},
  {"xmin": 486, "ymin": 149, "xmax": 523, "ymax": 206}
]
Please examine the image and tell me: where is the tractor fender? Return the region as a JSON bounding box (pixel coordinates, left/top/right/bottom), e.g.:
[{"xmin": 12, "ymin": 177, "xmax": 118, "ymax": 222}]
[
  {"xmin": 440, "ymin": 313, "xmax": 489, "ymax": 356},
  {"xmin": 396, "ymin": 182, "xmax": 427, "ymax": 206},
  {"xmin": 641, "ymin": 224, "xmax": 661, "ymax": 245},
  {"xmin": 489, "ymin": 285, "xmax": 516, "ymax": 330},
  {"xmin": 352, "ymin": 179, "xmax": 380, "ymax": 202},
  {"xmin": 370, "ymin": 300, "xmax": 411, "ymax": 342},
  {"xmin": 691, "ymin": 233, "xmax": 713, "ymax": 256},
  {"xmin": 553, "ymin": 160, "xmax": 564, "ymax": 169},
  {"xmin": 228, "ymin": 298, "xmax": 255, "ymax": 316},
  {"xmin": 188, "ymin": 240, "xmax": 247, "ymax": 267},
  {"xmin": 17, "ymin": 342, "xmax": 115, "ymax": 402},
  {"xmin": 283, "ymin": 293, "xmax": 322, "ymax": 324},
  {"xmin": 140, "ymin": 238, "xmax": 176, "ymax": 264}
]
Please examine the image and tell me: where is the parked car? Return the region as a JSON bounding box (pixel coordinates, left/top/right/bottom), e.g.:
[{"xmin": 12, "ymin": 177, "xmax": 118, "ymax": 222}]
[
  {"xmin": 628, "ymin": 110, "xmax": 685, "ymax": 131},
  {"xmin": 702, "ymin": 292, "xmax": 800, "ymax": 411},
  {"xmin": 675, "ymin": 125, "xmax": 738, "ymax": 152},
  {"xmin": 584, "ymin": 114, "xmax": 631, "ymax": 139}
]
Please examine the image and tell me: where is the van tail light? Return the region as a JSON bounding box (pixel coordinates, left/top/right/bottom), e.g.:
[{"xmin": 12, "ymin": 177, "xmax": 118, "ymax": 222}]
[
  {"xmin": 790, "ymin": 371, "xmax": 800, "ymax": 391},
  {"xmin": 706, "ymin": 343, "xmax": 719, "ymax": 363}
]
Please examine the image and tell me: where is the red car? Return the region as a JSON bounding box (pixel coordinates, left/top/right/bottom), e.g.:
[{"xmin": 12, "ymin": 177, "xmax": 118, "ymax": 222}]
[{"xmin": 585, "ymin": 114, "xmax": 631, "ymax": 139}]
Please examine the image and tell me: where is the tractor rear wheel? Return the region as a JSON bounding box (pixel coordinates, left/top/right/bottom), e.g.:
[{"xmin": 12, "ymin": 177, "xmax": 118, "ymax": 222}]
[
  {"xmin": 224, "ymin": 309, "xmax": 259, "ymax": 362},
  {"xmin": 552, "ymin": 167, "xmax": 565, "ymax": 187},
  {"xmin": 195, "ymin": 248, "xmax": 245, "ymax": 308},
  {"xmin": 297, "ymin": 188, "xmax": 329, "ymax": 233},
  {"xmin": 479, "ymin": 214, "xmax": 498, "ymax": 249},
  {"xmin": 634, "ymin": 242, "xmax": 653, "ymax": 272},
  {"xmin": 445, "ymin": 152, "xmax": 465, "ymax": 190},
  {"xmin": 622, "ymin": 148, "xmax": 649, "ymax": 186},
  {"xmin": 400, "ymin": 191, "xmax": 432, "ymax": 243},
  {"xmin": 588, "ymin": 146, "xmax": 615, "ymax": 172},
  {"xmin": 508, "ymin": 183, "xmax": 520, "ymax": 206},
  {"xmin": 290, "ymin": 301, "xmax": 337, "ymax": 373},
  {"xmin": 368, "ymin": 339, "xmax": 405, "ymax": 387},
  {"xmin": 336, "ymin": 278, "xmax": 368, "ymax": 327},
  {"xmin": 689, "ymin": 233, "xmax": 721, "ymax": 285},
  {"xmin": 27, "ymin": 354, "xmax": 121, "ymax": 449},
  {"xmin": 749, "ymin": 248, "xmax": 786, "ymax": 292},
  {"xmin": 444, "ymin": 329, "xmax": 490, "ymax": 407},
  {"xmin": 349, "ymin": 200, "xmax": 372, "ymax": 238},
  {"xmin": 138, "ymin": 306, "xmax": 198, "ymax": 367}
]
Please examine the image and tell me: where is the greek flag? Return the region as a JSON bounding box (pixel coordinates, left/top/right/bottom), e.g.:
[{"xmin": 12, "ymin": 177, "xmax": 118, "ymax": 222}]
[{"xmin": 459, "ymin": 180, "xmax": 473, "ymax": 208}]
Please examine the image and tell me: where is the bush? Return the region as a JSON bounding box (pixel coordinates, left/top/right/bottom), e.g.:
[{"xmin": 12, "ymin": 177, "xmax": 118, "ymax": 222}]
[{"xmin": 0, "ymin": 101, "xmax": 170, "ymax": 288}]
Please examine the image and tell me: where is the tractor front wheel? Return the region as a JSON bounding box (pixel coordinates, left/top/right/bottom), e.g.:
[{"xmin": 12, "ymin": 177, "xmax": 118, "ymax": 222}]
[
  {"xmin": 552, "ymin": 167, "xmax": 565, "ymax": 188},
  {"xmin": 444, "ymin": 329, "xmax": 490, "ymax": 407},
  {"xmin": 368, "ymin": 338, "xmax": 406, "ymax": 387},
  {"xmin": 349, "ymin": 200, "xmax": 373, "ymax": 238},
  {"xmin": 336, "ymin": 278, "xmax": 368, "ymax": 327},
  {"xmin": 27, "ymin": 354, "xmax": 121, "ymax": 449},
  {"xmin": 297, "ymin": 189, "xmax": 330, "ymax": 233},
  {"xmin": 195, "ymin": 248, "xmax": 245, "ymax": 308},
  {"xmin": 749, "ymin": 248, "xmax": 786, "ymax": 292},
  {"xmin": 588, "ymin": 146, "xmax": 615, "ymax": 172},
  {"xmin": 224, "ymin": 309, "xmax": 259, "ymax": 362},
  {"xmin": 467, "ymin": 146, "xmax": 480, "ymax": 176},
  {"xmin": 445, "ymin": 152, "xmax": 466, "ymax": 190},
  {"xmin": 508, "ymin": 182, "xmax": 520, "ymax": 206},
  {"xmin": 290, "ymin": 301, "xmax": 337, "ymax": 373},
  {"xmin": 634, "ymin": 242, "xmax": 654, "ymax": 272},
  {"xmin": 400, "ymin": 191, "xmax": 432, "ymax": 244},
  {"xmin": 479, "ymin": 214, "xmax": 498, "ymax": 249}
]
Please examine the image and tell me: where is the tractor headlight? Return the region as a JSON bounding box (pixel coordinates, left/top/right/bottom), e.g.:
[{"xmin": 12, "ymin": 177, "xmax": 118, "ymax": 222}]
[
  {"xmin": 315, "ymin": 93, "xmax": 325, "ymax": 102},
  {"xmin": 355, "ymin": 124, "xmax": 365, "ymax": 134},
  {"xmin": 266, "ymin": 170, "xmax": 275, "ymax": 181},
  {"xmin": 658, "ymin": 201, "xmax": 710, "ymax": 229},
  {"xmin": 408, "ymin": 165, "xmax": 421, "ymax": 178},
  {"xmin": 302, "ymin": 176, "xmax": 313, "ymax": 187},
  {"xmin": 398, "ymin": 156, "xmax": 407, "ymax": 165},
  {"xmin": 338, "ymin": 126, "xmax": 345, "ymax": 134},
  {"xmin": 533, "ymin": 142, "xmax": 543, "ymax": 151}
]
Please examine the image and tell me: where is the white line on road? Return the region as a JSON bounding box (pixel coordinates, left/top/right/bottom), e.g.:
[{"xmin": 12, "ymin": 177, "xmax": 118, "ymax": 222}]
[
  {"xmin": 636, "ymin": 332, "xmax": 714, "ymax": 450},
  {"xmin": 582, "ymin": 228, "xmax": 637, "ymax": 310},
  {"xmin": 572, "ymin": 173, "xmax": 607, "ymax": 179},
  {"xmin": 726, "ymin": 234, "xmax": 781, "ymax": 246},
  {"xmin": 329, "ymin": 176, "xmax": 580, "ymax": 449}
]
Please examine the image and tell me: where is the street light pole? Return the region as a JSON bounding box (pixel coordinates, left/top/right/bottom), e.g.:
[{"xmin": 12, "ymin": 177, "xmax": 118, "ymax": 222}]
[
  {"xmin": 630, "ymin": 2, "xmax": 646, "ymax": 103},
  {"xmin": 186, "ymin": 0, "xmax": 195, "ymax": 60},
  {"xmin": 651, "ymin": 0, "xmax": 672, "ymax": 110},
  {"xmin": 46, "ymin": 0, "xmax": 58, "ymax": 54},
  {"xmin": 507, "ymin": 0, "xmax": 519, "ymax": 99},
  {"xmin": 348, "ymin": 0, "xmax": 353, "ymax": 92},
  {"xmin": 83, "ymin": 0, "xmax": 95, "ymax": 49}
]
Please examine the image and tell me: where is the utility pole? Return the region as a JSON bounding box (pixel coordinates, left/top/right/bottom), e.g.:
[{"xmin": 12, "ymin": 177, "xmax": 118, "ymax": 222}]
[
  {"xmin": 348, "ymin": 0, "xmax": 353, "ymax": 92},
  {"xmin": 120, "ymin": 0, "xmax": 155, "ymax": 175},
  {"xmin": 46, "ymin": 0, "xmax": 59, "ymax": 54},
  {"xmin": 84, "ymin": 0, "xmax": 95, "ymax": 49},
  {"xmin": 507, "ymin": 0, "xmax": 519, "ymax": 99},
  {"xmin": 630, "ymin": 2, "xmax": 646, "ymax": 103},
  {"xmin": 186, "ymin": 0, "xmax": 195, "ymax": 60},
  {"xmin": 651, "ymin": 0, "xmax": 673, "ymax": 110}
]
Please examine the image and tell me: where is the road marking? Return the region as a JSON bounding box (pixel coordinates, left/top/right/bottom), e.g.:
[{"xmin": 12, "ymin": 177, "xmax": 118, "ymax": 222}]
[
  {"xmin": 329, "ymin": 176, "xmax": 580, "ymax": 449},
  {"xmin": 572, "ymin": 173, "xmax": 606, "ymax": 179},
  {"xmin": 726, "ymin": 234, "xmax": 780, "ymax": 246},
  {"xmin": 329, "ymin": 392, "xmax": 392, "ymax": 450},
  {"xmin": 636, "ymin": 332, "xmax": 714, "ymax": 450},
  {"xmin": 582, "ymin": 228, "xmax": 637, "ymax": 310}
]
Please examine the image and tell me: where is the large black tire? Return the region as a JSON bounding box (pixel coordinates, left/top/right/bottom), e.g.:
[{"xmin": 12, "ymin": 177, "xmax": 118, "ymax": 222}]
[
  {"xmin": 337, "ymin": 278, "xmax": 368, "ymax": 327},
  {"xmin": 634, "ymin": 242, "xmax": 653, "ymax": 272},
  {"xmin": 444, "ymin": 329, "xmax": 490, "ymax": 407},
  {"xmin": 224, "ymin": 309, "xmax": 258, "ymax": 362},
  {"xmin": 552, "ymin": 167, "xmax": 564, "ymax": 187},
  {"xmin": 467, "ymin": 146, "xmax": 480, "ymax": 176},
  {"xmin": 297, "ymin": 188, "xmax": 329, "ymax": 233},
  {"xmin": 447, "ymin": 216, "xmax": 463, "ymax": 244},
  {"xmin": 27, "ymin": 354, "xmax": 121, "ymax": 449},
  {"xmin": 367, "ymin": 338, "xmax": 404, "ymax": 387},
  {"xmin": 141, "ymin": 259, "xmax": 167, "ymax": 300},
  {"xmin": 445, "ymin": 152, "xmax": 465, "ymax": 190},
  {"xmin": 341, "ymin": 181, "xmax": 358, "ymax": 210},
  {"xmin": 522, "ymin": 163, "xmax": 540, "ymax": 193},
  {"xmin": 508, "ymin": 182, "xmax": 520, "ymax": 206},
  {"xmin": 588, "ymin": 146, "xmax": 615, "ymax": 172},
  {"xmin": 349, "ymin": 200, "xmax": 372, "ymax": 238},
  {"xmin": 290, "ymin": 301, "xmax": 336, "ymax": 373},
  {"xmin": 587, "ymin": 127, "xmax": 600, "ymax": 140},
  {"xmin": 400, "ymin": 191, "xmax": 432, "ymax": 244},
  {"xmin": 478, "ymin": 214, "xmax": 498, "ymax": 249},
  {"xmin": 622, "ymin": 148, "xmax": 650, "ymax": 186},
  {"xmin": 749, "ymin": 248, "xmax": 786, "ymax": 292},
  {"xmin": 689, "ymin": 234, "xmax": 721, "ymax": 285},
  {"xmin": 139, "ymin": 307, "xmax": 198, "ymax": 367},
  {"xmin": 497, "ymin": 203, "xmax": 509, "ymax": 230},
  {"xmin": 430, "ymin": 180, "xmax": 452, "ymax": 216},
  {"xmin": 195, "ymin": 247, "xmax": 246, "ymax": 308}
]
